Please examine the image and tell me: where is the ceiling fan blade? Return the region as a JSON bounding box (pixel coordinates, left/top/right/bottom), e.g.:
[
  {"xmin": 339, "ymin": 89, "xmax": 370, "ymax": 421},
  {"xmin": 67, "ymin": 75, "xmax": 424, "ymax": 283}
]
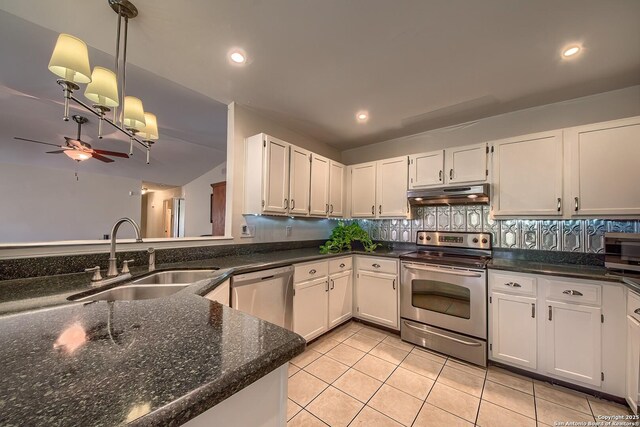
[
  {"xmin": 91, "ymin": 153, "xmax": 115, "ymax": 163},
  {"xmin": 14, "ymin": 137, "xmax": 63, "ymax": 148},
  {"xmin": 45, "ymin": 150, "xmax": 68, "ymax": 154},
  {"xmin": 92, "ymin": 149, "xmax": 130, "ymax": 158}
]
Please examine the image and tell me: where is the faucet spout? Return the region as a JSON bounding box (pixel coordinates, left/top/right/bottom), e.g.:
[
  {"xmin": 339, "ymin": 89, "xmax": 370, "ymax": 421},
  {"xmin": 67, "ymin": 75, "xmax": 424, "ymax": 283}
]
[{"xmin": 107, "ymin": 217, "xmax": 143, "ymax": 277}]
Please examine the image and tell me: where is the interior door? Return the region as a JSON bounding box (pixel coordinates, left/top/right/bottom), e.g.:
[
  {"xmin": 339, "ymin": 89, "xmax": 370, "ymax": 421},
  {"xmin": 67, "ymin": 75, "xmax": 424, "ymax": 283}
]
[
  {"xmin": 309, "ymin": 154, "xmax": 330, "ymax": 216},
  {"xmin": 376, "ymin": 156, "xmax": 409, "ymax": 217},
  {"xmin": 210, "ymin": 181, "xmax": 226, "ymax": 236},
  {"xmin": 446, "ymin": 143, "xmax": 487, "ymax": 184},
  {"xmin": 289, "ymin": 145, "xmax": 311, "ymax": 216},
  {"xmin": 263, "ymin": 136, "xmax": 290, "ymax": 214},
  {"xmin": 409, "ymin": 150, "xmax": 444, "ymax": 189}
]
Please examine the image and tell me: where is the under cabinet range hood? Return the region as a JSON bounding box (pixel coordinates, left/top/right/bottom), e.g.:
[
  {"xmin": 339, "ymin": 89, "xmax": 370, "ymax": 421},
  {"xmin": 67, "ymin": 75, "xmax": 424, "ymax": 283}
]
[{"xmin": 407, "ymin": 184, "xmax": 490, "ymax": 206}]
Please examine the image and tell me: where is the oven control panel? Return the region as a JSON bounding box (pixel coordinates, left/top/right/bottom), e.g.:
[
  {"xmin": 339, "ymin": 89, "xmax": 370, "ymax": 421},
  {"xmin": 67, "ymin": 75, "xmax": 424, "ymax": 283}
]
[{"xmin": 416, "ymin": 231, "xmax": 492, "ymax": 250}]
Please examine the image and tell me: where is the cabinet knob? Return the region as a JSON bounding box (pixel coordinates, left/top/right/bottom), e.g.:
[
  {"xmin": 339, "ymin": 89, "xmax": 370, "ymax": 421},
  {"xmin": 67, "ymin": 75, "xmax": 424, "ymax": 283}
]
[
  {"xmin": 371, "ymin": 205, "xmax": 375, "ymax": 215},
  {"xmin": 548, "ymin": 305, "xmax": 553, "ymax": 321},
  {"xmin": 379, "ymin": 205, "xmax": 382, "ymax": 215},
  {"xmin": 339, "ymin": 263, "xmax": 346, "ymax": 268},
  {"xmin": 309, "ymin": 269, "xmax": 317, "ymax": 275},
  {"xmin": 291, "ymin": 199, "xmax": 295, "ymax": 209},
  {"xmin": 372, "ymin": 263, "xmax": 381, "ymax": 268},
  {"xmin": 635, "ymin": 308, "xmax": 640, "ymax": 315},
  {"xmin": 505, "ymin": 282, "xmax": 521, "ymax": 288},
  {"xmin": 574, "ymin": 197, "xmax": 579, "ymax": 212},
  {"xmin": 439, "ymin": 170, "xmax": 443, "ymax": 181},
  {"xmin": 330, "ymin": 204, "xmax": 334, "ymax": 214},
  {"xmin": 557, "ymin": 197, "xmax": 562, "ymax": 212},
  {"xmin": 392, "ymin": 279, "xmax": 396, "ymax": 290},
  {"xmin": 449, "ymin": 169, "xmax": 454, "ymax": 180},
  {"xmin": 531, "ymin": 303, "xmax": 536, "ymax": 318},
  {"xmin": 562, "ymin": 289, "xmax": 583, "ymax": 296}
]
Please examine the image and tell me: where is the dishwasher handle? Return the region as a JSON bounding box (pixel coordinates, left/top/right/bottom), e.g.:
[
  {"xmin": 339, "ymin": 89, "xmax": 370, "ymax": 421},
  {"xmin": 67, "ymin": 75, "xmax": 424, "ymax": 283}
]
[{"xmin": 231, "ymin": 266, "xmax": 294, "ymax": 286}]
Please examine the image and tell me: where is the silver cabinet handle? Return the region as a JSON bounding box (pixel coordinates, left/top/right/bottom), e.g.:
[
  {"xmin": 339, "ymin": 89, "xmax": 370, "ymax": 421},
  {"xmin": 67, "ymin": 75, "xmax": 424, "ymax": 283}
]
[
  {"xmin": 325, "ymin": 281, "xmax": 329, "ymax": 292},
  {"xmin": 438, "ymin": 170, "xmax": 443, "ymax": 181},
  {"xmin": 339, "ymin": 263, "xmax": 346, "ymax": 268},
  {"xmin": 372, "ymin": 263, "xmax": 381, "ymax": 268},
  {"xmin": 331, "ymin": 279, "xmax": 335, "ymax": 290},
  {"xmin": 291, "ymin": 199, "xmax": 295, "ymax": 209},
  {"xmin": 505, "ymin": 282, "xmax": 522, "ymax": 288},
  {"xmin": 557, "ymin": 197, "xmax": 562, "ymax": 212},
  {"xmin": 284, "ymin": 199, "xmax": 289, "ymax": 209},
  {"xmin": 309, "ymin": 269, "xmax": 317, "ymax": 275},
  {"xmin": 562, "ymin": 289, "xmax": 583, "ymax": 296},
  {"xmin": 392, "ymin": 279, "xmax": 396, "ymax": 290},
  {"xmin": 330, "ymin": 204, "xmax": 334, "ymax": 214},
  {"xmin": 403, "ymin": 321, "xmax": 482, "ymax": 347},
  {"xmin": 379, "ymin": 205, "xmax": 382, "ymax": 215},
  {"xmin": 548, "ymin": 305, "xmax": 552, "ymax": 321},
  {"xmin": 635, "ymin": 308, "xmax": 640, "ymax": 315},
  {"xmin": 449, "ymin": 169, "xmax": 453, "ymax": 180},
  {"xmin": 325, "ymin": 203, "xmax": 329, "ymax": 214},
  {"xmin": 574, "ymin": 197, "xmax": 579, "ymax": 212},
  {"xmin": 371, "ymin": 205, "xmax": 375, "ymax": 215},
  {"xmin": 404, "ymin": 264, "xmax": 483, "ymax": 278},
  {"xmin": 531, "ymin": 303, "xmax": 536, "ymax": 318}
]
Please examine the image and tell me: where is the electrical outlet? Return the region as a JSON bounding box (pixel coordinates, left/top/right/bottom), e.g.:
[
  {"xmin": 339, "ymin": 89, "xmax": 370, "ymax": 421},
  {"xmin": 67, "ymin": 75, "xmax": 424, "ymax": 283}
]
[
  {"xmin": 241, "ymin": 224, "xmax": 255, "ymax": 238},
  {"xmin": 285, "ymin": 226, "xmax": 292, "ymax": 237}
]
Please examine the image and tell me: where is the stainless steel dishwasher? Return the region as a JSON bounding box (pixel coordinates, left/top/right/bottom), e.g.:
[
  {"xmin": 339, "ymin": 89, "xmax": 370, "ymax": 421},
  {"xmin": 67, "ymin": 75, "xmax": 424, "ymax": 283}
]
[{"xmin": 231, "ymin": 265, "xmax": 294, "ymax": 330}]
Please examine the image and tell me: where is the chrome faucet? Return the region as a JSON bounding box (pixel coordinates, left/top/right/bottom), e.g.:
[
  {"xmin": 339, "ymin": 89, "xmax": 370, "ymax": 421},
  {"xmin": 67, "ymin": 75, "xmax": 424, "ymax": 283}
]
[{"xmin": 107, "ymin": 217, "xmax": 143, "ymax": 277}]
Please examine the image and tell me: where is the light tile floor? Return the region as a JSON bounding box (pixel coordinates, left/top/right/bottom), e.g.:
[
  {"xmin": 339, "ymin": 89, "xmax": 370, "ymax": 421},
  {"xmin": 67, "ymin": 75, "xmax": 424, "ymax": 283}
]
[{"xmin": 287, "ymin": 321, "xmax": 635, "ymax": 427}]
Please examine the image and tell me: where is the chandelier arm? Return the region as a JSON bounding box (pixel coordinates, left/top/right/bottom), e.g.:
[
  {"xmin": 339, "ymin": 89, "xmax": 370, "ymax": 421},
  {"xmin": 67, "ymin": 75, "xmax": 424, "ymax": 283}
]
[
  {"xmin": 121, "ymin": 16, "xmax": 128, "ymax": 127},
  {"xmin": 113, "ymin": 4, "xmax": 122, "ymax": 125},
  {"xmin": 68, "ymin": 94, "xmax": 149, "ymax": 150}
]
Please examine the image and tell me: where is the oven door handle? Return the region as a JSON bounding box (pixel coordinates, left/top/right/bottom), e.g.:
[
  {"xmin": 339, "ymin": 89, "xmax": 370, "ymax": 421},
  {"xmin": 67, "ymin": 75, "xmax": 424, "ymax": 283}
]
[
  {"xmin": 403, "ymin": 264, "xmax": 483, "ymax": 278},
  {"xmin": 403, "ymin": 321, "xmax": 483, "ymax": 347}
]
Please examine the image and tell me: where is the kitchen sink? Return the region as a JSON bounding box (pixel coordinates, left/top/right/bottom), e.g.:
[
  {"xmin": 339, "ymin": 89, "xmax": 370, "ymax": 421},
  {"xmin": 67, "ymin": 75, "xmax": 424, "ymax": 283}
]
[
  {"xmin": 131, "ymin": 270, "xmax": 218, "ymax": 285},
  {"xmin": 73, "ymin": 284, "xmax": 189, "ymax": 302}
]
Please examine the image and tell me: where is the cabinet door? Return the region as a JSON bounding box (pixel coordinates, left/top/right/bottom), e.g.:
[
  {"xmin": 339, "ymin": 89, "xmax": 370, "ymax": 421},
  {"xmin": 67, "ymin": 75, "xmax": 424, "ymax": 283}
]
[
  {"xmin": 377, "ymin": 156, "xmax": 409, "ymax": 218},
  {"xmin": 490, "ymin": 292, "xmax": 537, "ymax": 369},
  {"xmin": 569, "ymin": 118, "xmax": 640, "ymax": 216},
  {"xmin": 329, "ymin": 270, "xmax": 353, "ymax": 328},
  {"xmin": 328, "ymin": 160, "xmax": 345, "ymax": 217},
  {"xmin": 309, "ymin": 154, "xmax": 330, "ymax": 217},
  {"xmin": 289, "ymin": 145, "xmax": 311, "ymax": 216},
  {"xmin": 627, "ymin": 316, "xmax": 640, "ymax": 415},
  {"xmin": 409, "ymin": 150, "xmax": 444, "ymax": 189},
  {"xmin": 351, "ymin": 162, "xmax": 377, "ymax": 218},
  {"xmin": 263, "ymin": 136, "xmax": 290, "ymax": 214},
  {"xmin": 492, "ymin": 131, "xmax": 563, "ymax": 216},
  {"xmin": 446, "ymin": 143, "xmax": 487, "ymax": 184},
  {"xmin": 293, "ymin": 277, "xmax": 329, "ymax": 342},
  {"xmin": 356, "ymin": 270, "xmax": 398, "ymax": 329},
  {"xmin": 545, "ymin": 301, "xmax": 601, "ymax": 386}
]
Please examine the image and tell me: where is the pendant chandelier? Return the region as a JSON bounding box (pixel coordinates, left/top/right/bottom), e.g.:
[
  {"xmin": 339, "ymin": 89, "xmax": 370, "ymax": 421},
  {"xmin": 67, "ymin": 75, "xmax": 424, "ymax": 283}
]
[{"xmin": 47, "ymin": 0, "xmax": 158, "ymax": 164}]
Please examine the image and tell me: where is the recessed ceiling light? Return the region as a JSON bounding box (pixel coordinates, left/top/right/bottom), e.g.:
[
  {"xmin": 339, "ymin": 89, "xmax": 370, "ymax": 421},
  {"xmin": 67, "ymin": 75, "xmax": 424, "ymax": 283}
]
[
  {"xmin": 229, "ymin": 49, "xmax": 247, "ymax": 64},
  {"xmin": 562, "ymin": 45, "xmax": 581, "ymax": 58},
  {"xmin": 356, "ymin": 111, "xmax": 368, "ymax": 122}
]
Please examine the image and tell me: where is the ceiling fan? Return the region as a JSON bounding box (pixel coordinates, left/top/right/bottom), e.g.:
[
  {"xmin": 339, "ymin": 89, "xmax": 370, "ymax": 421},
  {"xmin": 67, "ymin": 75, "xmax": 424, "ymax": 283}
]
[{"xmin": 13, "ymin": 115, "xmax": 130, "ymax": 163}]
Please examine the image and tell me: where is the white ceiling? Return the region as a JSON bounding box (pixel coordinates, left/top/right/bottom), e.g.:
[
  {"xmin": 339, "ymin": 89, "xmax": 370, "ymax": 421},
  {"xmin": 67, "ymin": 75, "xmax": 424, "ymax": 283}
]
[{"xmin": 0, "ymin": 0, "xmax": 639, "ymax": 153}]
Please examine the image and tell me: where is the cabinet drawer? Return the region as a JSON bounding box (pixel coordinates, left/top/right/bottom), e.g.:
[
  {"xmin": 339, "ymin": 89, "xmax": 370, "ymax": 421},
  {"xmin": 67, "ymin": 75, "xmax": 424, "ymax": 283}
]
[
  {"xmin": 628, "ymin": 290, "xmax": 640, "ymax": 323},
  {"xmin": 329, "ymin": 257, "xmax": 352, "ymax": 274},
  {"xmin": 294, "ymin": 260, "xmax": 328, "ymax": 283},
  {"xmin": 546, "ymin": 279, "xmax": 601, "ymax": 306},
  {"xmin": 489, "ymin": 271, "xmax": 536, "ymax": 296},
  {"xmin": 357, "ymin": 257, "xmax": 398, "ymax": 274}
]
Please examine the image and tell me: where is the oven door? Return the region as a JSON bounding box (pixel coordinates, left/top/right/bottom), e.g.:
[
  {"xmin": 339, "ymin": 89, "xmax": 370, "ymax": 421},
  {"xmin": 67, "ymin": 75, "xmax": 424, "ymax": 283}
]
[{"xmin": 401, "ymin": 261, "xmax": 486, "ymax": 339}]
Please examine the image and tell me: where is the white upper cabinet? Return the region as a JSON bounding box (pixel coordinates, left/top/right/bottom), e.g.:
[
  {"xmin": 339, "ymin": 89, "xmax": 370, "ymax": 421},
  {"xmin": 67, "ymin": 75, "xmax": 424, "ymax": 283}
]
[
  {"xmin": 409, "ymin": 150, "xmax": 444, "ymax": 188},
  {"xmin": 446, "ymin": 143, "xmax": 488, "ymax": 184},
  {"xmin": 409, "ymin": 143, "xmax": 487, "ymax": 189},
  {"xmin": 491, "ymin": 131, "xmax": 563, "ymax": 217},
  {"xmin": 376, "ymin": 156, "xmax": 409, "ymax": 217},
  {"xmin": 309, "ymin": 154, "xmax": 330, "ymax": 217},
  {"xmin": 350, "ymin": 162, "xmax": 377, "ymax": 218},
  {"xmin": 289, "ymin": 145, "xmax": 311, "ymax": 216},
  {"xmin": 244, "ymin": 133, "xmax": 291, "ymax": 215},
  {"xmin": 329, "ymin": 160, "xmax": 345, "ymax": 217},
  {"xmin": 567, "ymin": 116, "xmax": 640, "ymax": 216}
]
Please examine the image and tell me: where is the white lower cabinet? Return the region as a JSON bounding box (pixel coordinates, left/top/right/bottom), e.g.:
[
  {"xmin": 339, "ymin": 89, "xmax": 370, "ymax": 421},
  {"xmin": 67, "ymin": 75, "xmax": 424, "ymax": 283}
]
[
  {"xmin": 354, "ymin": 256, "xmax": 399, "ymax": 329},
  {"xmin": 627, "ymin": 290, "xmax": 640, "ymax": 414},
  {"xmin": 293, "ymin": 276, "xmax": 329, "ymax": 341},
  {"xmin": 545, "ymin": 300, "xmax": 601, "ymax": 386},
  {"xmin": 293, "ymin": 257, "xmax": 353, "ymax": 341},
  {"xmin": 490, "ymin": 292, "xmax": 537, "ymax": 369},
  {"xmin": 328, "ymin": 270, "xmax": 353, "ymax": 328}
]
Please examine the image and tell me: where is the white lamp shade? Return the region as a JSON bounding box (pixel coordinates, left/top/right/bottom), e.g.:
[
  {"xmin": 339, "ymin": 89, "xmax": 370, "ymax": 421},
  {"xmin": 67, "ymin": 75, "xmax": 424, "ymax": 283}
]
[
  {"xmin": 138, "ymin": 112, "xmax": 159, "ymax": 140},
  {"xmin": 48, "ymin": 34, "xmax": 92, "ymax": 84},
  {"xmin": 84, "ymin": 67, "xmax": 119, "ymax": 107},
  {"xmin": 123, "ymin": 96, "xmax": 146, "ymax": 131}
]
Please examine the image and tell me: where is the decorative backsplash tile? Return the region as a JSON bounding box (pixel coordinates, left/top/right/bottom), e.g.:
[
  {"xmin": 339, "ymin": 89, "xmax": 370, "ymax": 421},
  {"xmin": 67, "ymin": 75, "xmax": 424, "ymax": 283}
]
[{"xmin": 364, "ymin": 205, "xmax": 640, "ymax": 254}]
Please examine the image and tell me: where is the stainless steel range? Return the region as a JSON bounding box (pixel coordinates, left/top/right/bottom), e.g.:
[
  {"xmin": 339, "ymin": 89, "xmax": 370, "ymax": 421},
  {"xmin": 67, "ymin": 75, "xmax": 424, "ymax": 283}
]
[{"xmin": 400, "ymin": 231, "xmax": 492, "ymax": 367}]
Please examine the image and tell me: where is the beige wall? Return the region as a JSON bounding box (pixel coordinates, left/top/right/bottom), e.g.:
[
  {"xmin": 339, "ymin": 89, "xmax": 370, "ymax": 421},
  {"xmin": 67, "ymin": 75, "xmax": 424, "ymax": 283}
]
[
  {"xmin": 227, "ymin": 103, "xmax": 339, "ymax": 243},
  {"xmin": 182, "ymin": 162, "xmax": 227, "ymax": 237},
  {"xmin": 341, "ymin": 85, "xmax": 640, "ymax": 164}
]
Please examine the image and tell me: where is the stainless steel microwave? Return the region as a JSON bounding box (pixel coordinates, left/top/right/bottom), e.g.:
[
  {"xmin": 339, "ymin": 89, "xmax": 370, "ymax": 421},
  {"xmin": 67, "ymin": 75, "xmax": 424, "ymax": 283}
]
[{"xmin": 605, "ymin": 233, "xmax": 640, "ymax": 273}]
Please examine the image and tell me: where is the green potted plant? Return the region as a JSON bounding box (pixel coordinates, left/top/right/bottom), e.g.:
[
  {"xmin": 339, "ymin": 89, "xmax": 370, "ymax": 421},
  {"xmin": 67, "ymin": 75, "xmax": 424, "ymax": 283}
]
[{"xmin": 319, "ymin": 221, "xmax": 379, "ymax": 254}]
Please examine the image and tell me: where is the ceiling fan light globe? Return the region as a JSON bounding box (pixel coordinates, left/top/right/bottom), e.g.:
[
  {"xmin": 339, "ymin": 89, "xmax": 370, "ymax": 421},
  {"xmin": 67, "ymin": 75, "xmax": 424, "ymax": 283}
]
[
  {"xmin": 84, "ymin": 67, "xmax": 119, "ymax": 107},
  {"xmin": 123, "ymin": 96, "xmax": 146, "ymax": 131},
  {"xmin": 63, "ymin": 150, "xmax": 91, "ymax": 161},
  {"xmin": 48, "ymin": 34, "xmax": 92, "ymax": 84}
]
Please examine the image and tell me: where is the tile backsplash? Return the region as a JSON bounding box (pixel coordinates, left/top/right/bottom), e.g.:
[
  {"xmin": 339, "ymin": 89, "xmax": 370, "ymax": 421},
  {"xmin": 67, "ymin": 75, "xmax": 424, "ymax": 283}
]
[{"xmin": 361, "ymin": 205, "xmax": 640, "ymax": 254}]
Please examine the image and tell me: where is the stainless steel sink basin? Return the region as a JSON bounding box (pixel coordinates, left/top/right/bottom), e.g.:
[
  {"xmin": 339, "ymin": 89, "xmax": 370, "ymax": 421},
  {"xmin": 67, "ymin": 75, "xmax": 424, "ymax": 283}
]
[
  {"xmin": 73, "ymin": 284, "xmax": 189, "ymax": 302},
  {"xmin": 131, "ymin": 270, "xmax": 218, "ymax": 285}
]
